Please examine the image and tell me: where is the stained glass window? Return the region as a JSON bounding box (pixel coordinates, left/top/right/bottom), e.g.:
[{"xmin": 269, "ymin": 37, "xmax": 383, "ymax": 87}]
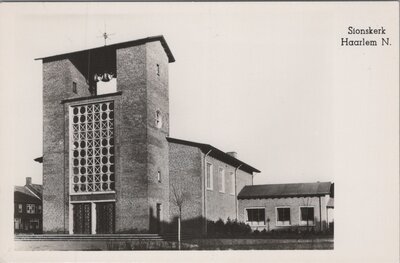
[{"xmin": 70, "ymin": 101, "xmax": 115, "ymax": 193}]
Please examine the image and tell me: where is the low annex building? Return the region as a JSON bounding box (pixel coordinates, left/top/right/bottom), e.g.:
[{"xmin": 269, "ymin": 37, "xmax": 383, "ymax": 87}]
[{"xmin": 238, "ymin": 182, "xmax": 334, "ymax": 231}]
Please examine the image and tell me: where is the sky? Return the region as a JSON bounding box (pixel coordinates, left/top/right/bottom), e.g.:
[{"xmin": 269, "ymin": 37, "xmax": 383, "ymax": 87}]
[
  {"xmin": 0, "ymin": 2, "xmax": 398, "ymax": 262},
  {"xmin": 0, "ymin": 3, "xmax": 396, "ymax": 187}
]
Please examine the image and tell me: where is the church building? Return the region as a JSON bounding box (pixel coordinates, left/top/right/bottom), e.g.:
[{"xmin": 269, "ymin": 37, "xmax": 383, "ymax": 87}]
[{"xmin": 36, "ymin": 35, "xmax": 260, "ymax": 235}]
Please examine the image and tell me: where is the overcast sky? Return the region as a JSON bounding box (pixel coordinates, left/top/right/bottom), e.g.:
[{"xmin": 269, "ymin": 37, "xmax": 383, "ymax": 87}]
[{"xmin": 1, "ymin": 3, "xmax": 396, "ymax": 187}]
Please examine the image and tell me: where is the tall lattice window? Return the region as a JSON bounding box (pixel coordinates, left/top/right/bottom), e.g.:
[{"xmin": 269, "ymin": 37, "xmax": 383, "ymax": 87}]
[{"xmin": 70, "ymin": 101, "xmax": 115, "ymax": 193}]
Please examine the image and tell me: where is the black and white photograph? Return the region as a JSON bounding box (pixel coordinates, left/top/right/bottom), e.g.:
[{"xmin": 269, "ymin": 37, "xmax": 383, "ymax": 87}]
[{"xmin": 0, "ymin": 2, "xmax": 398, "ymax": 262}]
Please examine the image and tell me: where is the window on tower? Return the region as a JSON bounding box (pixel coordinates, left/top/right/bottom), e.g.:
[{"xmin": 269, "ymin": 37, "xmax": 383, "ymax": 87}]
[
  {"xmin": 155, "ymin": 110, "xmax": 162, "ymax": 129},
  {"xmin": 157, "ymin": 171, "xmax": 161, "ymax": 183},
  {"xmin": 72, "ymin": 82, "xmax": 77, "ymax": 94}
]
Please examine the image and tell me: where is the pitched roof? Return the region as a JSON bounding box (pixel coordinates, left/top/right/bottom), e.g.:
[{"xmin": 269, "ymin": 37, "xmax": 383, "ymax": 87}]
[
  {"xmin": 28, "ymin": 184, "xmax": 43, "ymax": 199},
  {"xmin": 14, "ymin": 185, "xmax": 42, "ymax": 202},
  {"xmin": 238, "ymin": 182, "xmax": 332, "ymax": 199},
  {"xmin": 35, "ymin": 35, "xmax": 175, "ymax": 63},
  {"xmin": 166, "ymin": 137, "xmax": 260, "ymax": 174}
]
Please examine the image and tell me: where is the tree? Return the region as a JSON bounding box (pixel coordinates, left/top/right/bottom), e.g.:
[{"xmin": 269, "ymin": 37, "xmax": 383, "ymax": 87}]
[{"xmin": 171, "ymin": 184, "xmax": 190, "ymax": 250}]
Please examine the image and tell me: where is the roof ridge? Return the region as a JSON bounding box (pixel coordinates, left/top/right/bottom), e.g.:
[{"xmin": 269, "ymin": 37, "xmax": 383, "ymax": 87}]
[{"xmin": 35, "ymin": 35, "xmax": 175, "ymax": 63}]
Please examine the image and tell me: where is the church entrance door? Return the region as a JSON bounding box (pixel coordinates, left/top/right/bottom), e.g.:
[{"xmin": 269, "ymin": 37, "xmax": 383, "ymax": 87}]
[
  {"xmin": 73, "ymin": 203, "xmax": 91, "ymax": 234},
  {"xmin": 96, "ymin": 202, "xmax": 115, "ymax": 234}
]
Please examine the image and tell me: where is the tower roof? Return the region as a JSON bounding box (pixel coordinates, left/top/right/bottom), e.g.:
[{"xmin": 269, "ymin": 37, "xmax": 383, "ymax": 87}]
[{"xmin": 35, "ymin": 35, "xmax": 175, "ymax": 63}]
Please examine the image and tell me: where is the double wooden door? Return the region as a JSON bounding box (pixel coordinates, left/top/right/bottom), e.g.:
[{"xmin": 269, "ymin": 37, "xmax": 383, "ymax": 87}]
[
  {"xmin": 96, "ymin": 202, "xmax": 115, "ymax": 234},
  {"xmin": 73, "ymin": 202, "xmax": 115, "ymax": 234},
  {"xmin": 73, "ymin": 203, "xmax": 92, "ymax": 234}
]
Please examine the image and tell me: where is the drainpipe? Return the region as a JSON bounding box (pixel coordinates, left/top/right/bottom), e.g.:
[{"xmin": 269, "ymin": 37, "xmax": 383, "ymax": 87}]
[
  {"xmin": 319, "ymin": 196, "xmax": 322, "ymax": 231},
  {"xmin": 203, "ymin": 149, "xmax": 212, "ymax": 236},
  {"xmin": 234, "ymin": 164, "xmax": 243, "ymax": 221},
  {"xmin": 63, "ymin": 104, "xmax": 66, "ymax": 234}
]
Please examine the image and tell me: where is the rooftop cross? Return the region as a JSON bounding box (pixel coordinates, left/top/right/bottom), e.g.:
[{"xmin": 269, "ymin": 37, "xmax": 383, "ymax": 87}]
[{"xmin": 98, "ymin": 24, "xmax": 115, "ymax": 46}]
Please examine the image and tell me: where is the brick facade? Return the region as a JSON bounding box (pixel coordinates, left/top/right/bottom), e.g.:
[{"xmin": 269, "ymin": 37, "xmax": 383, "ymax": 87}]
[
  {"xmin": 168, "ymin": 142, "xmax": 255, "ymax": 235},
  {"xmin": 204, "ymin": 155, "xmax": 253, "ymax": 222},
  {"xmin": 41, "ymin": 37, "xmax": 173, "ymax": 234},
  {"xmin": 42, "ymin": 58, "xmax": 91, "ymax": 233},
  {"xmin": 39, "ymin": 35, "xmax": 261, "ymax": 236}
]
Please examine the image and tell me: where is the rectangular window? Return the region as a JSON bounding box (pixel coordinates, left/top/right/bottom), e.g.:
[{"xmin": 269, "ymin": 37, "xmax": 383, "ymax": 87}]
[
  {"xmin": 230, "ymin": 172, "xmax": 235, "ymax": 195},
  {"xmin": 14, "ymin": 218, "xmax": 21, "ymax": 230},
  {"xmin": 218, "ymin": 168, "xmax": 225, "ymax": 193},
  {"xmin": 300, "ymin": 207, "xmax": 315, "ymax": 225},
  {"xmin": 206, "ymin": 163, "xmax": 213, "ymax": 190},
  {"xmin": 157, "ymin": 171, "xmax": 161, "ymax": 183},
  {"xmin": 26, "ymin": 204, "xmax": 36, "ymax": 214},
  {"xmin": 246, "ymin": 208, "xmax": 265, "ymax": 226},
  {"xmin": 72, "ymin": 82, "xmax": 77, "ymax": 94},
  {"xmin": 70, "ymin": 102, "xmax": 115, "ymax": 194},
  {"xmin": 38, "ymin": 205, "xmax": 42, "ymax": 214},
  {"xmin": 18, "ymin": 204, "xmax": 23, "ymax": 213},
  {"xmin": 29, "ymin": 219, "xmax": 40, "ymax": 230},
  {"xmin": 276, "ymin": 207, "xmax": 291, "ymax": 226}
]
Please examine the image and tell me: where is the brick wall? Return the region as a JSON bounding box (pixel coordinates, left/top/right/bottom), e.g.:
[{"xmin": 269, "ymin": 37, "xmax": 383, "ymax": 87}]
[
  {"xmin": 168, "ymin": 143, "xmax": 255, "ymax": 235},
  {"xmin": 42, "ymin": 57, "xmax": 90, "ymax": 233},
  {"xmin": 204, "ymin": 155, "xmax": 253, "ymax": 222},
  {"xmin": 238, "ymin": 195, "xmax": 330, "ymax": 231},
  {"xmin": 168, "ymin": 143, "xmax": 203, "ymax": 234},
  {"xmin": 43, "ymin": 39, "xmax": 172, "ymax": 234},
  {"xmin": 146, "ymin": 41, "xmax": 170, "ymax": 233}
]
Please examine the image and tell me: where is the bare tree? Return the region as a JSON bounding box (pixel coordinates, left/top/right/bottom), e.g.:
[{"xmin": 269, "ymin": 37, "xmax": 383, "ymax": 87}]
[{"xmin": 171, "ymin": 184, "xmax": 190, "ymax": 250}]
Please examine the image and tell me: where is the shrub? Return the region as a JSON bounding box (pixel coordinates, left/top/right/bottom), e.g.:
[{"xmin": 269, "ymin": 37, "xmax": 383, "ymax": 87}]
[{"xmin": 207, "ymin": 218, "xmax": 252, "ymax": 237}]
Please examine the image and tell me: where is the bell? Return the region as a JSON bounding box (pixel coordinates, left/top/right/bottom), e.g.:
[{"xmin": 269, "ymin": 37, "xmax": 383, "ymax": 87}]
[
  {"xmin": 94, "ymin": 74, "xmax": 101, "ymax": 82},
  {"xmin": 101, "ymin": 73, "xmax": 111, "ymax": 82}
]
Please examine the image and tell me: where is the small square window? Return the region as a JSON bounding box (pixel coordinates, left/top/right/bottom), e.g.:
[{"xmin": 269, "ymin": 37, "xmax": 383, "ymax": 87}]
[
  {"xmin": 246, "ymin": 208, "xmax": 265, "ymax": 226},
  {"xmin": 157, "ymin": 171, "xmax": 161, "ymax": 183},
  {"xmin": 26, "ymin": 204, "xmax": 36, "ymax": 214},
  {"xmin": 276, "ymin": 207, "xmax": 291, "ymax": 226},
  {"xmin": 72, "ymin": 82, "xmax": 77, "ymax": 94},
  {"xmin": 300, "ymin": 207, "xmax": 315, "ymax": 226}
]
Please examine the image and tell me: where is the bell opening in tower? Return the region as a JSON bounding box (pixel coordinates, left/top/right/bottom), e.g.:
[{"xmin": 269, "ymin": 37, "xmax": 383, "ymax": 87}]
[{"xmin": 69, "ymin": 46, "xmax": 117, "ymax": 96}]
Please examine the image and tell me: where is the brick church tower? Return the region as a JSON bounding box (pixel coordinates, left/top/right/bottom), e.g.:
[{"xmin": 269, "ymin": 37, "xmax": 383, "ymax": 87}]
[{"xmin": 38, "ymin": 36, "xmax": 175, "ymax": 234}]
